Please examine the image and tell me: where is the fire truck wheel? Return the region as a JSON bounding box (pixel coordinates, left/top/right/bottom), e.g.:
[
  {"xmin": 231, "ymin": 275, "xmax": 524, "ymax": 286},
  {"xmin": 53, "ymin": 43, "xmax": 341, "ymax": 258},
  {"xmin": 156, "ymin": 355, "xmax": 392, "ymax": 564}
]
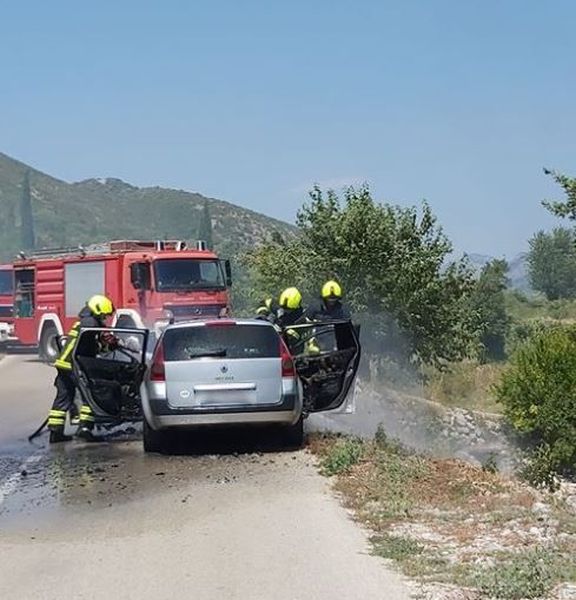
[{"xmin": 39, "ymin": 324, "xmax": 60, "ymax": 363}]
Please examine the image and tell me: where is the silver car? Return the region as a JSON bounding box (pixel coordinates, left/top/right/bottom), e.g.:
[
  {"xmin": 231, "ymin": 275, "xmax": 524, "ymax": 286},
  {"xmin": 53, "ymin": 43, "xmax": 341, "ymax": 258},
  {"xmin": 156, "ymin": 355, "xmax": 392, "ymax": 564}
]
[{"xmin": 72, "ymin": 318, "xmax": 361, "ymax": 453}]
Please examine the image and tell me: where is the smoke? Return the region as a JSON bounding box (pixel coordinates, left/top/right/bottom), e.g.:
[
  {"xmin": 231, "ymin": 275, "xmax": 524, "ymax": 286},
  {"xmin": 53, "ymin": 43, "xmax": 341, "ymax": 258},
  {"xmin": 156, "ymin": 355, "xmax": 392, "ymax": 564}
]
[{"xmin": 310, "ymin": 313, "xmax": 518, "ymax": 473}]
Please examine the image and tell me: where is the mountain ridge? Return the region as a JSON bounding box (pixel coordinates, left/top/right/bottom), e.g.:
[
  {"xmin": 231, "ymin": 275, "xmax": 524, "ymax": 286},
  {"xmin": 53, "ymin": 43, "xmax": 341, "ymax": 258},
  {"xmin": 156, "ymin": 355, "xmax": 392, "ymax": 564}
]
[{"xmin": 0, "ymin": 152, "xmax": 296, "ymax": 261}]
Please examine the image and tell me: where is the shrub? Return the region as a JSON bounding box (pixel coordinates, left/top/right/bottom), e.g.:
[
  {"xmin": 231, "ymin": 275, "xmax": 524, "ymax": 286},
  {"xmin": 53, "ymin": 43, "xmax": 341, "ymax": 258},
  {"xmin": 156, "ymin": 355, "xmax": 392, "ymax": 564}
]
[
  {"xmin": 320, "ymin": 437, "xmax": 365, "ymax": 475},
  {"xmin": 472, "ymin": 549, "xmax": 555, "ymax": 599},
  {"xmin": 496, "ymin": 325, "xmax": 576, "ymax": 486}
]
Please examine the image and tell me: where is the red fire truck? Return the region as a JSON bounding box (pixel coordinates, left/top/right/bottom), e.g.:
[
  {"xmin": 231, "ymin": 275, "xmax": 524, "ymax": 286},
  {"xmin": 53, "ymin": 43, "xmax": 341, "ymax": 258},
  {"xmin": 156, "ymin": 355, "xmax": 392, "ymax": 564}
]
[
  {"xmin": 12, "ymin": 240, "xmax": 232, "ymax": 360},
  {"xmin": 0, "ymin": 264, "xmax": 14, "ymax": 344}
]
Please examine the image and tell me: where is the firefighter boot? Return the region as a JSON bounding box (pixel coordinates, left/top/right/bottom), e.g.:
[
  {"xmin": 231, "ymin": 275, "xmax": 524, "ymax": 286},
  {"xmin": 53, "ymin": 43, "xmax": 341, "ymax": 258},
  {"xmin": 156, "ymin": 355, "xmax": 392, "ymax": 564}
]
[
  {"xmin": 76, "ymin": 425, "xmax": 97, "ymax": 442},
  {"xmin": 49, "ymin": 429, "xmax": 73, "ymax": 444},
  {"xmin": 76, "ymin": 404, "xmax": 97, "ymax": 441}
]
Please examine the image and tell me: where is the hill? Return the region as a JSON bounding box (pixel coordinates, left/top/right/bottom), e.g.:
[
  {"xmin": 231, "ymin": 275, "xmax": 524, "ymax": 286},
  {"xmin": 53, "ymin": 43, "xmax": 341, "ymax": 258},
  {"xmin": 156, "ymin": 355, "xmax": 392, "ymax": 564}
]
[
  {"xmin": 466, "ymin": 252, "xmax": 531, "ymax": 292},
  {"xmin": 0, "ymin": 152, "xmax": 296, "ymax": 261}
]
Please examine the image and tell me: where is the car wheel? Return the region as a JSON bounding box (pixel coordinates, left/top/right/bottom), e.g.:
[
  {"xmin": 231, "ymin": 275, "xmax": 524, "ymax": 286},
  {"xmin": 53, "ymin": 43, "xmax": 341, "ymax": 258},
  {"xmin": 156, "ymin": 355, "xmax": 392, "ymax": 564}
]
[
  {"xmin": 143, "ymin": 417, "xmax": 168, "ymax": 454},
  {"xmin": 39, "ymin": 324, "xmax": 60, "ymax": 363},
  {"xmin": 281, "ymin": 416, "xmax": 304, "ymax": 449}
]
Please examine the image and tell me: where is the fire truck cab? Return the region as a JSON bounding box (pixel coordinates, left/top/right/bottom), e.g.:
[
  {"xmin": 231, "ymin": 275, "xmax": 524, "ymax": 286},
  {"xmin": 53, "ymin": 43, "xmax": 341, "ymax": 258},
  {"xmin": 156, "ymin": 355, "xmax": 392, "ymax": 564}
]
[
  {"xmin": 12, "ymin": 240, "xmax": 232, "ymax": 360},
  {"xmin": 0, "ymin": 264, "xmax": 14, "ymax": 344}
]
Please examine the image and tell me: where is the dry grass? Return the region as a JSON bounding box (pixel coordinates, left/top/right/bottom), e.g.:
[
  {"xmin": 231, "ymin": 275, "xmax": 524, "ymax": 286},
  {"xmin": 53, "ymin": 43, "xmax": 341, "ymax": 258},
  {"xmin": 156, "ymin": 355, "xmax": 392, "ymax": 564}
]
[
  {"xmin": 309, "ymin": 431, "xmax": 576, "ymax": 599},
  {"xmin": 424, "ymin": 361, "xmax": 506, "ymax": 414}
]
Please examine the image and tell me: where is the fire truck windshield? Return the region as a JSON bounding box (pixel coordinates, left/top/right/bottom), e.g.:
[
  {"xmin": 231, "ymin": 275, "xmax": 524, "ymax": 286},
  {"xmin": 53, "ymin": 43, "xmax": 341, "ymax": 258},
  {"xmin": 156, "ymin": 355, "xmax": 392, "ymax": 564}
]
[
  {"xmin": 154, "ymin": 259, "xmax": 225, "ymax": 292},
  {"xmin": 0, "ymin": 271, "xmax": 12, "ymax": 295}
]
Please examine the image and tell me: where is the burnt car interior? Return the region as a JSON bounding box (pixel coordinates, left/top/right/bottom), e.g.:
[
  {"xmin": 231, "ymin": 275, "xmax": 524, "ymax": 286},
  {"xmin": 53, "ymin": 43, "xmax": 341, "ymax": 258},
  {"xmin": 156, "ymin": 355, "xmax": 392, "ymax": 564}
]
[
  {"xmin": 283, "ymin": 321, "xmax": 361, "ymax": 412},
  {"xmin": 73, "ymin": 329, "xmax": 147, "ymax": 421}
]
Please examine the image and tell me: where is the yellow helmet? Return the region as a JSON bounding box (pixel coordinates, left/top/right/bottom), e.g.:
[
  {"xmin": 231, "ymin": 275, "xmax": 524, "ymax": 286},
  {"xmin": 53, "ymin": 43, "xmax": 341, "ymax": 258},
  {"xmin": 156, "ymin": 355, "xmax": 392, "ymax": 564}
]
[
  {"xmin": 279, "ymin": 287, "xmax": 302, "ymax": 310},
  {"xmin": 321, "ymin": 280, "xmax": 342, "ymax": 299},
  {"xmin": 87, "ymin": 294, "xmax": 115, "ymax": 316}
]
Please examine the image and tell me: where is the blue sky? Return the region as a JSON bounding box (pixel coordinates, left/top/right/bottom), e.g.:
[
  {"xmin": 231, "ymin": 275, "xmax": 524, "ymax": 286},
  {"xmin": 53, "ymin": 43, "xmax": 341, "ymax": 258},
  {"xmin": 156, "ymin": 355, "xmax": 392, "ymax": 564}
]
[{"xmin": 1, "ymin": 1, "xmax": 574, "ymax": 257}]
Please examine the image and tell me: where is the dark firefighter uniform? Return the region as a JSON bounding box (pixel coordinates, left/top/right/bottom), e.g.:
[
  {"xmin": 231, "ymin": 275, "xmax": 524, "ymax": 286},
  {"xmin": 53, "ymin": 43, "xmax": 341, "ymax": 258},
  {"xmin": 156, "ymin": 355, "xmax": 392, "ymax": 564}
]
[
  {"xmin": 274, "ymin": 287, "xmax": 316, "ymax": 354},
  {"xmin": 305, "ymin": 280, "xmax": 351, "ymax": 322},
  {"xmin": 48, "ymin": 294, "xmax": 115, "ymax": 444}
]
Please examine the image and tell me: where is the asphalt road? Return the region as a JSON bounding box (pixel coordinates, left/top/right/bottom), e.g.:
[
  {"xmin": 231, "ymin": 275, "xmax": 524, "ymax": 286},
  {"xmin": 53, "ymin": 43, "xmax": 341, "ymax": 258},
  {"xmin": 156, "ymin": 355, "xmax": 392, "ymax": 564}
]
[{"xmin": 0, "ymin": 355, "xmax": 411, "ymax": 600}]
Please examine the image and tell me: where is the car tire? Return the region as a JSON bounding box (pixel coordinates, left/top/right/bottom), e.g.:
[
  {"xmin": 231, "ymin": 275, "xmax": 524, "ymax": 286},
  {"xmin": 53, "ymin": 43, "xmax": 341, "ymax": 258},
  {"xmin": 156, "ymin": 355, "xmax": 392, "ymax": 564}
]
[
  {"xmin": 281, "ymin": 416, "xmax": 304, "ymax": 449},
  {"xmin": 143, "ymin": 417, "xmax": 168, "ymax": 454},
  {"xmin": 39, "ymin": 324, "xmax": 60, "ymax": 363}
]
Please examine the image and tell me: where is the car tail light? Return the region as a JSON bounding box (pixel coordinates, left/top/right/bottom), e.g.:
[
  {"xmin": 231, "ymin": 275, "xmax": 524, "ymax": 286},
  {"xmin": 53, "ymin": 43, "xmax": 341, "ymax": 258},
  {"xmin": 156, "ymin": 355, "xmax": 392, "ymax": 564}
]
[
  {"xmin": 280, "ymin": 338, "xmax": 295, "ymax": 378},
  {"xmin": 205, "ymin": 320, "xmax": 236, "ymax": 327},
  {"xmin": 150, "ymin": 342, "xmax": 166, "ymax": 382}
]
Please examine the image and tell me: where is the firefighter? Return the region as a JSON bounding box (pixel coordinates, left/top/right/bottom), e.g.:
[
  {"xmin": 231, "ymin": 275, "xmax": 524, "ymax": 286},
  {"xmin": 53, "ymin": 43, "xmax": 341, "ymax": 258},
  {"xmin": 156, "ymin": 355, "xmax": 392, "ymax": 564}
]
[
  {"xmin": 276, "ymin": 287, "xmax": 305, "ymax": 329},
  {"xmin": 305, "ymin": 280, "xmax": 351, "ymax": 322},
  {"xmin": 48, "ymin": 294, "xmax": 117, "ymax": 443},
  {"xmin": 255, "ymin": 297, "xmax": 278, "ymax": 322}
]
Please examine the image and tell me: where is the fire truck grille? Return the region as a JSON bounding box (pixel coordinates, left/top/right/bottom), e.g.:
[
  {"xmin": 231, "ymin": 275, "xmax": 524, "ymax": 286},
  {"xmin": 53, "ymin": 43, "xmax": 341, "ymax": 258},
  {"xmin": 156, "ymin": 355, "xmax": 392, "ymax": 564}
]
[
  {"xmin": 165, "ymin": 304, "xmax": 223, "ymax": 320},
  {"xmin": 0, "ymin": 305, "xmax": 13, "ymax": 319}
]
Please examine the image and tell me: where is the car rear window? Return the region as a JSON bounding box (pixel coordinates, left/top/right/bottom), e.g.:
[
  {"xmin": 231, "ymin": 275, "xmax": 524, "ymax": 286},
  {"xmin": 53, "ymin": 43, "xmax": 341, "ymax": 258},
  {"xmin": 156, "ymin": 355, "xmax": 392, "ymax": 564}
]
[{"xmin": 162, "ymin": 324, "xmax": 280, "ymax": 361}]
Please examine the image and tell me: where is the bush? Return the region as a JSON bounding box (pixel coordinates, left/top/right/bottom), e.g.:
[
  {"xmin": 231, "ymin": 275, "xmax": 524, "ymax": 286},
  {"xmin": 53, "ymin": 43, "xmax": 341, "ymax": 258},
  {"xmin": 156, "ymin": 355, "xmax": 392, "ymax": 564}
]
[
  {"xmin": 496, "ymin": 325, "xmax": 576, "ymax": 486},
  {"xmin": 320, "ymin": 437, "xmax": 364, "ymax": 475},
  {"xmin": 505, "ymin": 319, "xmax": 553, "ymax": 356},
  {"xmin": 471, "ymin": 549, "xmax": 555, "ymax": 599}
]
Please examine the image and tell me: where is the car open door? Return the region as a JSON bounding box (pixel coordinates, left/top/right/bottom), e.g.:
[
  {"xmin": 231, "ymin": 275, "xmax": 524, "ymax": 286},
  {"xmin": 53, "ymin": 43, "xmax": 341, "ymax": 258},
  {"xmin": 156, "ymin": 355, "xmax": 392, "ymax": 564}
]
[
  {"xmin": 72, "ymin": 328, "xmax": 149, "ymax": 423},
  {"xmin": 282, "ymin": 320, "xmax": 361, "ymax": 413}
]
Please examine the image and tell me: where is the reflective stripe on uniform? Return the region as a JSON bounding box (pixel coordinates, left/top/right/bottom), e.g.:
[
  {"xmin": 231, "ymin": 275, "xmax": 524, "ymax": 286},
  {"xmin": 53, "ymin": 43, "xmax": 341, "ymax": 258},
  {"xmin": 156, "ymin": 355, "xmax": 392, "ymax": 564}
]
[
  {"xmin": 79, "ymin": 405, "xmax": 95, "ymax": 423},
  {"xmin": 48, "ymin": 408, "xmax": 67, "ymax": 426},
  {"xmin": 53, "ymin": 322, "xmax": 80, "ymax": 370}
]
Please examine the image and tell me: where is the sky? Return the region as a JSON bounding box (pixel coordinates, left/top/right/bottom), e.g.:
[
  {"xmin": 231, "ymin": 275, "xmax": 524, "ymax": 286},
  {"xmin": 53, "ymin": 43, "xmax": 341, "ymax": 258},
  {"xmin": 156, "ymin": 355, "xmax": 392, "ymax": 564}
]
[{"xmin": 1, "ymin": 0, "xmax": 575, "ymax": 258}]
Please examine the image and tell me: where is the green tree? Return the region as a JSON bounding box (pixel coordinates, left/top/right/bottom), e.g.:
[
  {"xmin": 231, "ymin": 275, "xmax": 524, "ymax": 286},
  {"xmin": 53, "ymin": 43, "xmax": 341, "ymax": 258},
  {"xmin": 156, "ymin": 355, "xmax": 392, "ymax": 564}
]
[
  {"xmin": 470, "ymin": 259, "xmax": 510, "ymax": 361},
  {"xmin": 197, "ymin": 200, "xmax": 214, "ymax": 250},
  {"xmin": 527, "ymin": 228, "xmax": 576, "ymax": 300},
  {"xmin": 20, "ymin": 170, "xmax": 35, "ymax": 250},
  {"xmin": 542, "ymin": 168, "xmax": 576, "ymax": 219},
  {"xmin": 248, "ymin": 185, "xmax": 478, "ymax": 366}
]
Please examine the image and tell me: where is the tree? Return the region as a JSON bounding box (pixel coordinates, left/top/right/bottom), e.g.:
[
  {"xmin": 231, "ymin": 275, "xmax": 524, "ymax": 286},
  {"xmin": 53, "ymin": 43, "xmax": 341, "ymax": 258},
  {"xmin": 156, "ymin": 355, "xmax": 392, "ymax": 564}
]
[
  {"xmin": 542, "ymin": 168, "xmax": 576, "ymax": 220},
  {"xmin": 248, "ymin": 185, "xmax": 478, "ymax": 366},
  {"xmin": 470, "ymin": 259, "xmax": 510, "ymax": 361},
  {"xmin": 20, "ymin": 170, "xmax": 35, "ymax": 250},
  {"xmin": 197, "ymin": 200, "xmax": 214, "ymax": 250},
  {"xmin": 527, "ymin": 228, "xmax": 576, "ymax": 300}
]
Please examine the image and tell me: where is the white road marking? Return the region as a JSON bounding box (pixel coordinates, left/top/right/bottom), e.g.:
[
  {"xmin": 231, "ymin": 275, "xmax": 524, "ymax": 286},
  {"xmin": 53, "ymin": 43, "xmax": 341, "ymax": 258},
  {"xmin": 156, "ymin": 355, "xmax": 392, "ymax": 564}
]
[{"xmin": 0, "ymin": 453, "xmax": 43, "ymax": 506}]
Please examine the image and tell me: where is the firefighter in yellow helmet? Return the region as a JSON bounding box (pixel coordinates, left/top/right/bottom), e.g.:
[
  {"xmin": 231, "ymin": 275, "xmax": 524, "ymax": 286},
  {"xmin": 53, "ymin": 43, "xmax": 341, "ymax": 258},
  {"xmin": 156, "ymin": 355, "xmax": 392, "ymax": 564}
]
[
  {"xmin": 276, "ymin": 287, "xmax": 304, "ymax": 329},
  {"xmin": 48, "ymin": 294, "xmax": 117, "ymax": 443},
  {"xmin": 305, "ymin": 280, "xmax": 351, "ymax": 322}
]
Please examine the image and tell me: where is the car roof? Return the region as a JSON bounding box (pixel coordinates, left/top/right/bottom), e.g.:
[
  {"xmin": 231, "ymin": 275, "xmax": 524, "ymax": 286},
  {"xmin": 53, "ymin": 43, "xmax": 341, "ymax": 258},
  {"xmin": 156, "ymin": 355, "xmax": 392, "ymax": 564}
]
[{"xmin": 163, "ymin": 318, "xmax": 275, "ymax": 331}]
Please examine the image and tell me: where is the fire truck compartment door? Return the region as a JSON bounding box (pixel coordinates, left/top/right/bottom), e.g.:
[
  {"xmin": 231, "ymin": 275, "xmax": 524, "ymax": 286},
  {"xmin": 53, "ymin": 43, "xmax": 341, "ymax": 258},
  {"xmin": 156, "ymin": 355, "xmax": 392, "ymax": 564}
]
[{"xmin": 72, "ymin": 328, "xmax": 148, "ymax": 420}]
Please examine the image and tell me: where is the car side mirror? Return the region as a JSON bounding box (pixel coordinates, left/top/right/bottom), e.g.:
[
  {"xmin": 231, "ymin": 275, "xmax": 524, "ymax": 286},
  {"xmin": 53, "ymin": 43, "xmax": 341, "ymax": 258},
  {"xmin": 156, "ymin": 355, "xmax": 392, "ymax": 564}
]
[
  {"xmin": 130, "ymin": 262, "xmax": 151, "ymax": 291},
  {"xmin": 222, "ymin": 259, "xmax": 232, "ymax": 287}
]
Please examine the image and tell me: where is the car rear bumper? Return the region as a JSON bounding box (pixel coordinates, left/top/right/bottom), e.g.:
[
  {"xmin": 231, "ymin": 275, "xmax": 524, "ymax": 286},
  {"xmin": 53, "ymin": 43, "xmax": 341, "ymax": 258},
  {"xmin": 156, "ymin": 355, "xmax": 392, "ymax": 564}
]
[
  {"xmin": 141, "ymin": 388, "xmax": 302, "ymax": 430},
  {"xmin": 149, "ymin": 410, "xmax": 300, "ymax": 429}
]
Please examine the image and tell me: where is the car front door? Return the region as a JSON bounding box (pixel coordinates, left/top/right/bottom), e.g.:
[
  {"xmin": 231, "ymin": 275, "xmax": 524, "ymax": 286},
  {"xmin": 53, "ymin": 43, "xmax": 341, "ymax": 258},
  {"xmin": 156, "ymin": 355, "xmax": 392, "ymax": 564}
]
[
  {"xmin": 282, "ymin": 320, "xmax": 361, "ymax": 413},
  {"xmin": 72, "ymin": 327, "xmax": 149, "ymax": 423}
]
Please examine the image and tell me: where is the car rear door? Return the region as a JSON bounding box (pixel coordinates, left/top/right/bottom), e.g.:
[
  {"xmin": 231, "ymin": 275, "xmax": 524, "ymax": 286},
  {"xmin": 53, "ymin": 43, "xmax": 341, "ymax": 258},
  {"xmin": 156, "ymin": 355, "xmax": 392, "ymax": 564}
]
[
  {"xmin": 72, "ymin": 327, "xmax": 149, "ymax": 421},
  {"xmin": 282, "ymin": 320, "xmax": 361, "ymax": 413},
  {"xmin": 161, "ymin": 321, "xmax": 284, "ymax": 409}
]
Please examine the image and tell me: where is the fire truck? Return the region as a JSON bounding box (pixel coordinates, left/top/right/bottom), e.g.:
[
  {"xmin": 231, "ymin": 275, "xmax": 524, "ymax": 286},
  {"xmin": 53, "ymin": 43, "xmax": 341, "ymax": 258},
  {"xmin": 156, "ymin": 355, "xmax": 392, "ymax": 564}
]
[
  {"xmin": 12, "ymin": 240, "xmax": 232, "ymax": 360},
  {"xmin": 0, "ymin": 264, "xmax": 14, "ymax": 344}
]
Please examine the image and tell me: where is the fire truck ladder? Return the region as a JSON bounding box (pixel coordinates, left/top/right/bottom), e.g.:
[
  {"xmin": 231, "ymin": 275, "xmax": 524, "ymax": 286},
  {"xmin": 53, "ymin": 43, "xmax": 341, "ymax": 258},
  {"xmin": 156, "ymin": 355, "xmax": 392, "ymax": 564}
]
[{"xmin": 17, "ymin": 239, "xmax": 201, "ymax": 260}]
